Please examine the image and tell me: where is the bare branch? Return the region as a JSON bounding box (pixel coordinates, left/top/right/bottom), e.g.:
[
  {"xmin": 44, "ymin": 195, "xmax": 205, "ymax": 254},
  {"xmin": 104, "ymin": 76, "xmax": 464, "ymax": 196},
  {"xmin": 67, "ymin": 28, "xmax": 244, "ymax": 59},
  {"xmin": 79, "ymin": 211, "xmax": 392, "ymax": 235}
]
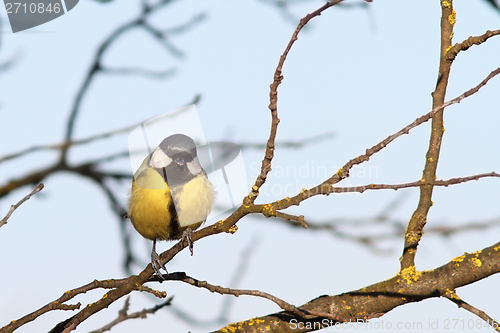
[
  {"xmin": 100, "ymin": 66, "xmax": 176, "ymax": 79},
  {"xmin": 255, "ymin": 172, "xmax": 499, "ymax": 252},
  {"xmin": 440, "ymin": 66, "xmax": 500, "ymax": 109},
  {"xmin": 244, "ymin": 0, "xmax": 343, "ymax": 205},
  {"xmin": 401, "ymin": 0, "xmax": 494, "ymax": 270},
  {"xmin": 215, "ymin": 241, "xmax": 500, "ymax": 332},
  {"xmin": 0, "ymin": 96, "xmax": 198, "ymax": 164},
  {"xmin": 161, "ymin": 273, "xmax": 350, "ymax": 321},
  {"xmin": 257, "ymin": 0, "xmax": 371, "ymax": 26},
  {"xmin": 250, "ymin": 212, "xmax": 393, "ymax": 254},
  {"xmin": 89, "ymin": 296, "xmax": 173, "ymax": 333},
  {"xmin": 166, "ymin": 235, "xmax": 263, "ymax": 326},
  {"xmin": 141, "ymin": 22, "xmax": 184, "ymax": 58},
  {"xmin": 443, "ymin": 290, "xmax": 500, "ymax": 332},
  {"xmin": 3, "ymin": 1, "xmax": 499, "ymax": 332},
  {"xmin": 426, "ymin": 215, "xmax": 500, "ymax": 237},
  {"xmin": 0, "ymin": 162, "xmax": 128, "ymax": 199},
  {"xmin": 327, "ymin": 171, "xmax": 500, "ymax": 194},
  {"xmin": 266, "ymin": 208, "xmax": 500, "ymax": 252},
  {"xmin": 0, "ymin": 59, "xmax": 15, "ymax": 74},
  {"xmin": 274, "ymin": 211, "xmax": 308, "ymax": 228},
  {"xmin": 136, "ymin": 285, "xmax": 167, "ymax": 299},
  {"xmin": 0, "ymin": 122, "xmax": 325, "ymax": 165},
  {"xmin": 62, "ymin": 0, "xmax": 192, "ymax": 161},
  {"xmin": 265, "ymin": 68, "xmax": 500, "ymax": 212},
  {"xmin": 270, "ymin": 214, "xmax": 500, "ymax": 255},
  {"xmin": 446, "ymin": 29, "xmax": 500, "ymax": 61},
  {"xmin": 4, "ymin": 270, "xmax": 167, "ymax": 333},
  {"xmin": 62, "ymin": 19, "xmax": 140, "ymax": 161},
  {"xmin": 238, "ymin": 131, "xmax": 334, "ymax": 150},
  {"xmin": 2, "ymin": 277, "xmax": 132, "ymax": 333},
  {"xmin": 0, "ymin": 183, "xmax": 44, "ymax": 228},
  {"xmin": 162, "ymin": 12, "xmax": 207, "ymax": 35}
]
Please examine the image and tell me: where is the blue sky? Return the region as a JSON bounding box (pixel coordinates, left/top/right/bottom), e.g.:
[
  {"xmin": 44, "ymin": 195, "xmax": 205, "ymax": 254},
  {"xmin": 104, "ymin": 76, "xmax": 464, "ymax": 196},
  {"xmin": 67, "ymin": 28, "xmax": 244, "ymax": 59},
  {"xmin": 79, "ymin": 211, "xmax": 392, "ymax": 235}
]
[{"xmin": 1, "ymin": 1, "xmax": 499, "ymax": 332}]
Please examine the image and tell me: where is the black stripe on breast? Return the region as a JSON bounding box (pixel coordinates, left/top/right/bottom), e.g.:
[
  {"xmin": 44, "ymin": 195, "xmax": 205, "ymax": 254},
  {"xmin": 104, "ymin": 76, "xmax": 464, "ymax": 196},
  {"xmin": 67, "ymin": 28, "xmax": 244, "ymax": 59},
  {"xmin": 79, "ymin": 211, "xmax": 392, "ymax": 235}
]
[{"xmin": 167, "ymin": 190, "xmax": 180, "ymax": 239}]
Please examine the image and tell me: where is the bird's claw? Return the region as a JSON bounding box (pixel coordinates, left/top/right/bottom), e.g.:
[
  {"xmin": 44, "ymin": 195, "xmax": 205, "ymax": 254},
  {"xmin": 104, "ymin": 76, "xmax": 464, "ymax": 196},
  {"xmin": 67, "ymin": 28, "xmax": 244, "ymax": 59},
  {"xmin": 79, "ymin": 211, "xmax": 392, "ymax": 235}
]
[
  {"xmin": 182, "ymin": 228, "xmax": 194, "ymax": 256},
  {"xmin": 151, "ymin": 242, "xmax": 167, "ymax": 281}
]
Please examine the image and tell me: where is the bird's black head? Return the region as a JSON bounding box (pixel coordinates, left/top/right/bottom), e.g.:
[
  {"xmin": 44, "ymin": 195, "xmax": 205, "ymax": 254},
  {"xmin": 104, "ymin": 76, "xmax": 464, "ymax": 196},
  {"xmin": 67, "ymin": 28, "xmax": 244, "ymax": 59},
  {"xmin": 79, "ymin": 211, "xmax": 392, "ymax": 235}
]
[
  {"xmin": 150, "ymin": 134, "xmax": 203, "ymax": 186},
  {"xmin": 159, "ymin": 134, "xmax": 197, "ymax": 166}
]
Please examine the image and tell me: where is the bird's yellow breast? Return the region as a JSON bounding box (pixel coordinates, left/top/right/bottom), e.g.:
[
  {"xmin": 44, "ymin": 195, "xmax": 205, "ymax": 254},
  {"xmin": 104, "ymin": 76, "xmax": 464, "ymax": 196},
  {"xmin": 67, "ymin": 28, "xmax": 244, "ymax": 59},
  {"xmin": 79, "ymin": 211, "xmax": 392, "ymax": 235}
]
[
  {"xmin": 129, "ymin": 180, "xmax": 175, "ymax": 241},
  {"xmin": 128, "ymin": 164, "xmax": 179, "ymax": 240},
  {"xmin": 128, "ymin": 166, "xmax": 214, "ymax": 241}
]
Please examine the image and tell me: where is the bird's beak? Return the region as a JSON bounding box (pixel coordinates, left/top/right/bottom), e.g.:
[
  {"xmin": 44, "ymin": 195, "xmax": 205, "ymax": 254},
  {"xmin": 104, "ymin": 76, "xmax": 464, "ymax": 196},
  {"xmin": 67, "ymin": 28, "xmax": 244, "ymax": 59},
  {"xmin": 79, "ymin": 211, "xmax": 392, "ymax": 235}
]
[{"xmin": 174, "ymin": 157, "xmax": 185, "ymax": 166}]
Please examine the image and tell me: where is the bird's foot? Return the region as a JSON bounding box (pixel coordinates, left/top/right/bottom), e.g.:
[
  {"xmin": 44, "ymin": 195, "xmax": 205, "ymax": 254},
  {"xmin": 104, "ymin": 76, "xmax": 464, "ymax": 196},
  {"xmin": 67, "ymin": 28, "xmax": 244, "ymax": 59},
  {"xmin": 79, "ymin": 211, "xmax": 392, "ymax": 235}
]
[
  {"xmin": 182, "ymin": 228, "xmax": 194, "ymax": 256},
  {"xmin": 151, "ymin": 246, "xmax": 167, "ymax": 281}
]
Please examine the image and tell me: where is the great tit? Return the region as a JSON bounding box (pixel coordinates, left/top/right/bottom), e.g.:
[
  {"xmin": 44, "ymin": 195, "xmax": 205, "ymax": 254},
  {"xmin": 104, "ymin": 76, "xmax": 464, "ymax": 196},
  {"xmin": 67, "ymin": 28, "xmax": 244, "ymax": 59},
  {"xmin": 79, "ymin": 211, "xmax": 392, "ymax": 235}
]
[{"xmin": 128, "ymin": 134, "xmax": 215, "ymax": 279}]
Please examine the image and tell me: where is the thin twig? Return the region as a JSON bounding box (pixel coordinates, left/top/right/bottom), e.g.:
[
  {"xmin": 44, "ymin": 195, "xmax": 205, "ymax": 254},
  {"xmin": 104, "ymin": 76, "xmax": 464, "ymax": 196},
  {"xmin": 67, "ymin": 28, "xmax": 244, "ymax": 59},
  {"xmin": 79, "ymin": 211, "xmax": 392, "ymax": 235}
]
[
  {"xmin": 274, "ymin": 211, "xmax": 308, "ymax": 228},
  {"xmin": 252, "ymin": 172, "xmax": 500, "ymax": 252},
  {"xmin": 267, "ymin": 68, "xmax": 500, "ymax": 212},
  {"xmin": 89, "ymin": 296, "xmax": 173, "ymax": 333},
  {"xmin": 327, "ymin": 172, "xmax": 500, "ymax": 194},
  {"xmin": 162, "ymin": 12, "xmax": 207, "ymax": 34},
  {"xmin": 0, "ymin": 124, "xmax": 326, "ymax": 164},
  {"xmin": 141, "ymin": 22, "xmax": 184, "ymax": 58},
  {"xmin": 446, "ymin": 29, "xmax": 500, "ymax": 61},
  {"xmin": 63, "ymin": 18, "xmax": 141, "ymax": 151},
  {"xmin": 166, "ymin": 235, "xmax": 263, "ymax": 327},
  {"xmin": 186, "ymin": 64, "xmax": 500, "ymax": 284},
  {"xmin": 61, "ymin": 0, "xmax": 191, "ymax": 161},
  {"xmin": 238, "ymin": 131, "xmax": 334, "ymax": 150},
  {"xmin": 0, "ymin": 183, "xmax": 44, "ymax": 228},
  {"xmin": 170, "ymin": 274, "xmax": 351, "ymax": 321},
  {"xmin": 2, "ymin": 277, "xmax": 134, "ymax": 333},
  {"xmin": 252, "ymin": 212, "xmax": 393, "ymax": 253},
  {"xmin": 100, "ymin": 66, "xmax": 176, "ymax": 79},
  {"xmin": 216, "ymin": 234, "xmax": 263, "ymax": 321},
  {"xmin": 0, "ymin": 59, "xmax": 15, "ymax": 74},
  {"xmin": 443, "ymin": 290, "xmax": 500, "ymax": 332},
  {"xmin": 0, "ymin": 96, "xmax": 197, "ymax": 163},
  {"xmin": 244, "ymin": 0, "xmax": 343, "ymax": 205},
  {"xmin": 440, "ymin": 67, "xmax": 500, "ymax": 109},
  {"xmin": 265, "ymin": 207, "xmax": 500, "ymax": 252},
  {"xmin": 402, "ymin": 0, "xmax": 485, "ymax": 270}
]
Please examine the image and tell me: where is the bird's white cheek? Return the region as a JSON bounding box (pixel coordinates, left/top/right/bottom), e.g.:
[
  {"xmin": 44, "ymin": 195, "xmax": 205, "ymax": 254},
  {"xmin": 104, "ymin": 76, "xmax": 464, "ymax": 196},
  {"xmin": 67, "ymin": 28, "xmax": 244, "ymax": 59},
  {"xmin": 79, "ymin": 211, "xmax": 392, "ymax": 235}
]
[
  {"xmin": 151, "ymin": 148, "xmax": 172, "ymax": 168},
  {"xmin": 187, "ymin": 157, "xmax": 202, "ymax": 175}
]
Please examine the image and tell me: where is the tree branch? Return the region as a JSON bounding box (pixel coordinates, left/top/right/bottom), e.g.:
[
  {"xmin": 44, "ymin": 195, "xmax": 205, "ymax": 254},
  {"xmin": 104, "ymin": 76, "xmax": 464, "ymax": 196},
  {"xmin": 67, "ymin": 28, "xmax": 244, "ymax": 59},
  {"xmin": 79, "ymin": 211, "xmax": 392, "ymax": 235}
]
[
  {"xmin": 446, "ymin": 29, "xmax": 500, "ymax": 61},
  {"xmin": 88, "ymin": 296, "xmax": 173, "ymax": 333},
  {"xmin": 3, "ymin": 2, "xmax": 499, "ymax": 332},
  {"xmin": 0, "ymin": 95, "xmax": 198, "ymax": 164},
  {"xmin": 443, "ymin": 290, "xmax": 500, "ymax": 332},
  {"xmin": 401, "ymin": 0, "xmax": 455, "ymax": 270},
  {"xmin": 100, "ymin": 66, "xmax": 176, "ymax": 79},
  {"xmin": 251, "ymin": 63, "xmax": 500, "ymax": 210},
  {"xmin": 61, "ymin": 0, "xmax": 191, "ymax": 162},
  {"xmin": 326, "ymin": 171, "xmax": 500, "ymax": 194},
  {"xmin": 155, "ymin": 273, "xmax": 350, "ymax": 322},
  {"xmin": 0, "ymin": 183, "xmax": 44, "ymax": 228},
  {"xmin": 244, "ymin": 0, "xmax": 343, "ymax": 206},
  {"xmin": 214, "ymin": 241, "xmax": 500, "ymax": 333},
  {"xmin": 166, "ymin": 234, "xmax": 263, "ymax": 327}
]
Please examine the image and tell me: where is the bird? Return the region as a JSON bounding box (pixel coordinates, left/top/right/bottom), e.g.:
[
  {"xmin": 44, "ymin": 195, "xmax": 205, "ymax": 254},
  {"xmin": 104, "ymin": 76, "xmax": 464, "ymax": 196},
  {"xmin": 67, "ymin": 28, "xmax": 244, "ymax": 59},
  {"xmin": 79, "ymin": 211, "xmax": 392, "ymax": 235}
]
[{"xmin": 128, "ymin": 133, "xmax": 215, "ymax": 279}]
